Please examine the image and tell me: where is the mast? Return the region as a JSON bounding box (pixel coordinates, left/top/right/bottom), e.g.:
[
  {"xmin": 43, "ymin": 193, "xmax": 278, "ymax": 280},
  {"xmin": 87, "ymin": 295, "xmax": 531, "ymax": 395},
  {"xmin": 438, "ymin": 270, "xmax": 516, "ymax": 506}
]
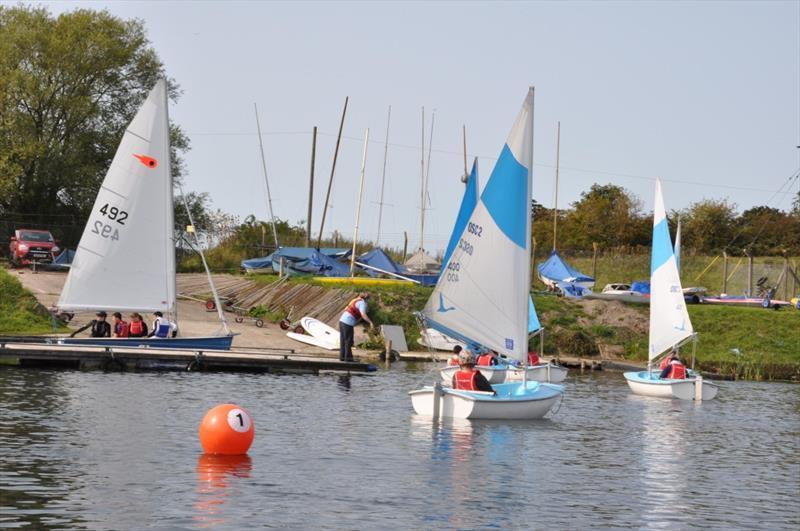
[
  {"xmin": 178, "ymin": 184, "xmax": 230, "ymax": 334},
  {"xmin": 254, "ymin": 103, "xmax": 279, "ymax": 249},
  {"xmin": 350, "ymin": 129, "xmax": 370, "ymax": 276},
  {"xmin": 523, "ymin": 87, "xmax": 536, "ymax": 384},
  {"xmin": 419, "ymin": 106, "xmax": 425, "ymax": 251},
  {"xmin": 317, "ymin": 96, "xmax": 349, "ymax": 249},
  {"xmin": 305, "ymin": 126, "xmax": 317, "ymax": 247},
  {"xmin": 423, "ymin": 109, "xmax": 436, "ymax": 249},
  {"xmin": 462, "ymin": 124, "xmax": 468, "ymax": 186},
  {"xmin": 552, "ymin": 121, "xmax": 560, "ymax": 252},
  {"xmin": 163, "ymin": 80, "xmax": 177, "ymax": 324},
  {"xmin": 376, "ymin": 106, "xmax": 391, "ymax": 246}
]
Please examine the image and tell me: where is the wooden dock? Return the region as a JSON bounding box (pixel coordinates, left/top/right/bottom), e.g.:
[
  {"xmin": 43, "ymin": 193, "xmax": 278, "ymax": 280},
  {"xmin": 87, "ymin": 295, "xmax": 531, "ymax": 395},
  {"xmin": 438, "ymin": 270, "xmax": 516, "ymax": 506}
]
[{"xmin": 0, "ymin": 340, "xmax": 376, "ymax": 375}]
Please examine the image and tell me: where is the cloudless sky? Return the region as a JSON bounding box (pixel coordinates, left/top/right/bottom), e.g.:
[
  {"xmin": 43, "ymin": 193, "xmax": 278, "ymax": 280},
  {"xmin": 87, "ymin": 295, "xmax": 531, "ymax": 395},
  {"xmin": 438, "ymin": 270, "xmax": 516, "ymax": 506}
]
[{"xmin": 38, "ymin": 0, "xmax": 800, "ymax": 252}]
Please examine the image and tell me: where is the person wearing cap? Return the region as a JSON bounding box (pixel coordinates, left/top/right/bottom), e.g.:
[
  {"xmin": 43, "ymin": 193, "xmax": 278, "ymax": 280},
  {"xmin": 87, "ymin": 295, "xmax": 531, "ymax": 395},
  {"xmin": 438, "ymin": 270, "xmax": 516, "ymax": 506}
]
[
  {"xmin": 69, "ymin": 311, "xmax": 111, "ymax": 338},
  {"xmin": 149, "ymin": 311, "xmax": 178, "ymax": 339},
  {"xmin": 660, "ymin": 350, "xmax": 687, "ymax": 379},
  {"xmin": 452, "ymin": 351, "xmax": 496, "ymax": 394},
  {"xmin": 338, "ymin": 292, "xmax": 374, "ymax": 362}
]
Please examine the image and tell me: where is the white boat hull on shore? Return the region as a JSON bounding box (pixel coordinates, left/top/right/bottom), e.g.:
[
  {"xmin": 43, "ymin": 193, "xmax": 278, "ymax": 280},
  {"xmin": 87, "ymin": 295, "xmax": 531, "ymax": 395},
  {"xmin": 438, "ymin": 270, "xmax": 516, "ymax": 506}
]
[
  {"xmin": 624, "ymin": 371, "xmax": 719, "ymax": 400},
  {"xmin": 440, "ymin": 363, "xmax": 568, "ymax": 385},
  {"xmin": 409, "ymin": 382, "xmax": 564, "ymax": 420}
]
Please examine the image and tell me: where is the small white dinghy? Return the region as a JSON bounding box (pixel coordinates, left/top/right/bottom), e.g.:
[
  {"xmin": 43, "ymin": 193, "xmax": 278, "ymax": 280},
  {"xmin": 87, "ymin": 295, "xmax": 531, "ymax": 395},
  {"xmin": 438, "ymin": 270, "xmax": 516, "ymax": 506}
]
[
  {"xmin": 623, "ymin": 178, "xmax": 719, "ymax": 400},
  {"xmin": 409, "ymin": 88, "xmax": 564, "ymax": 420}
]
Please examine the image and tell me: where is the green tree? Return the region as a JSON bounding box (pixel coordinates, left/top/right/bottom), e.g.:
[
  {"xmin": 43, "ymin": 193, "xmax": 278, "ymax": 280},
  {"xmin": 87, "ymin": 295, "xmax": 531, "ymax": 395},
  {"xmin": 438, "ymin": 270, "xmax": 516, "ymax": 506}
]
[
  {"xmin": 560, "ymin": 183, "xmax": 649, "ymax": 250},
  {"xmin": 681, "ymin": 199, "xmax": 737, "ymax": 254},
  {"xmin": 0, "ymin": 5, "xmax": 189, "ymax": 244}
]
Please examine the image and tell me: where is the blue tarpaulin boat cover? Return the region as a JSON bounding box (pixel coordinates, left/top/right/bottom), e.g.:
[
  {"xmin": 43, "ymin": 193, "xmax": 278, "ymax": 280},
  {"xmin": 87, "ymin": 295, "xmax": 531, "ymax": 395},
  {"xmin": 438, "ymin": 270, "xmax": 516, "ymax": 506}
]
[
  {"xmin": 46, "ymin": 249, "xmax": 75, "ymax": 271},
  {"xmin": 537, "ymin": 251, "xmax": 594, "ymax": 298},
  {"xmin": 357, "ymin": 248, "xmax": 405, "ymax": 277},
  {"xmin": 241, "ymin": 247, "xmax": 350, "ymax": 273}
]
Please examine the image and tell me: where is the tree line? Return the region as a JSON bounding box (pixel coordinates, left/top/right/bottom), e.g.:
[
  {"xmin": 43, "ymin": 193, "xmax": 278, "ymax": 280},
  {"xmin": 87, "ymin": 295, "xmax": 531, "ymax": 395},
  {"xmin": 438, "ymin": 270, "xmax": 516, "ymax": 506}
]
[{"xmin": 532, "ymin": 183, "xmax": 800, "ymax": 256}]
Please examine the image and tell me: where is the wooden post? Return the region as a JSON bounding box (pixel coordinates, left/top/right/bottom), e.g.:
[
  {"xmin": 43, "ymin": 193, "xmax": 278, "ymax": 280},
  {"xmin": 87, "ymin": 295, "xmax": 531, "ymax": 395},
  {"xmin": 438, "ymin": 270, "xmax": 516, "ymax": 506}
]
[
  {"xmin": 792, "ymin": 262, "xmax": 798, "ymax": 299},
  {"xmin": 305, "ymin": 126, "xmax": 317, "ymax": 248},
  {"xmin": 402, "ymin": 231, "xmax": 408, "ymax": 263},
  {"xmin": 746, "ymin": 250, "xmax": 753, "ymax": 297},
  {"xmin": 783, "ymin": 252, "xmax": 789, "ymax": 301},
  {"xmin": 385, "ymin": 339, "xmax": 392, "ymax": 368},
  {"xmin": 333, "ymin": 231, "xmax": 339, "ymax": 248},
  {"xmin": 592, "ymin": 242, "xmax": 598, "ymax": 281},
  {"xmin": 317, "ymin": 96, "xmax": 349, "ymax": 249},
  {"xmin": 722, "ymin": 251, "xmax": 728, "ymax": 295}
]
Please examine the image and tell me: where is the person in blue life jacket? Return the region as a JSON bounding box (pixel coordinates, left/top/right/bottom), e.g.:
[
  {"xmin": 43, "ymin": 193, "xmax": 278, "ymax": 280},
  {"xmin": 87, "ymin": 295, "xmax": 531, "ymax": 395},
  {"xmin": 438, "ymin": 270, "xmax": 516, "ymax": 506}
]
[
  {"xmin": 660, "ymin": 351, "xmax": 688, "ymax": 379},
  {"xmin": 338, "ymin": 292, "xmax": 374, "ymax": 362},
  {"xmin": 149, "ymin": 311, "xmax": 178, "ymax": 339},
  {"xmin": 452, "ymin": 351, "xmax": 495, "ymax": 394}
]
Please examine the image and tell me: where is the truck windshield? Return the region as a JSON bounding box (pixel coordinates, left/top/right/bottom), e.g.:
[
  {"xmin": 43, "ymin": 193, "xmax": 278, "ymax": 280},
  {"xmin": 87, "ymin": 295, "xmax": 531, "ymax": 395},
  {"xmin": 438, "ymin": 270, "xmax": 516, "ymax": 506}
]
[{"xmin": 19, "ymin": 231, "xmax": 54, "ymax": 242}]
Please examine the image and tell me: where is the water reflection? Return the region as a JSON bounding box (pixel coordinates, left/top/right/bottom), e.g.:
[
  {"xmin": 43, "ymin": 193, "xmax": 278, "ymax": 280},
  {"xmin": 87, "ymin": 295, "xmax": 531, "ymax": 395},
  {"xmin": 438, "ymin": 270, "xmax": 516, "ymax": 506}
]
[
  {"xmin": 337, "ymin": 374, "xmax": 351, "ymax": 391},
  {"xmin": 194, "ymin": 454, "xmax": 252, "ymax": 528}
]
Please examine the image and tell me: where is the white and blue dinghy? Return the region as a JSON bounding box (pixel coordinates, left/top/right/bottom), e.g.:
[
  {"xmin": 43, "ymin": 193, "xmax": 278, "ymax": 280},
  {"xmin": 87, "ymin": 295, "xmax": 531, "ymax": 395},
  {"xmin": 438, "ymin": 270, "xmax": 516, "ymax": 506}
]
[
  {"xmin": 409, "ymin": 88, "xmax": 564, "ymax": 420},
  {"xmin": 624, "ymin": 179, "xmax": 718, "ymax": 400},
  {"xmin": 56, "ymin": 80, "xmax": 234, "ymax": 350}
]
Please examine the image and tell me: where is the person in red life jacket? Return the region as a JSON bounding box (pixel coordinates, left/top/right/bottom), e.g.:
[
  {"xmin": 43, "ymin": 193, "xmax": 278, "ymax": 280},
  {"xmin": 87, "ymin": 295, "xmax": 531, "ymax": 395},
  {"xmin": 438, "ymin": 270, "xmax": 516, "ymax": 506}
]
[
  {"xmin": 128, "ymin": 313, "xmax": 148, "ymax": 338},
  {"xmin": 446, "ymin": 345, "xmax": 463, "ymax": 366},
  {"xmin": 338, "ymin": 292, "xmax": 374, "ymax": 362},
  {"xmin": 660, "ymin": 351, "xmax": 688, "ymax": 379},
  {"xmin": 452, "ymin": 351, "xmax": 495, "ymax": 394},
  {"xmin": 70, "ymin": 311, "xmax": 111, "ymax": 338},
  {"xmin": 112, "ymin": 312, "xmax": 129, "ymax": 338},
  {"xmin": 659, "ymin": 348, "xmax": 677, "ymax": 371},
  {"xmin": 528, "ymin": 351, "xmax": 541, "ymax": 366},
  {"xmin": 476, "ymin": 349, "xmax": 499, "ymax": 366}
]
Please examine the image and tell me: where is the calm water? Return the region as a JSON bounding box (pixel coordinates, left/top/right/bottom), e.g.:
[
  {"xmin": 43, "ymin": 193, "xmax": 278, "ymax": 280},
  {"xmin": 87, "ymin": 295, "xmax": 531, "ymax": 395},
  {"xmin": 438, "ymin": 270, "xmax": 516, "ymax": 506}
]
[{"xmin": 0, "ymin": 365, "xmax": 798, "ymax": 530}]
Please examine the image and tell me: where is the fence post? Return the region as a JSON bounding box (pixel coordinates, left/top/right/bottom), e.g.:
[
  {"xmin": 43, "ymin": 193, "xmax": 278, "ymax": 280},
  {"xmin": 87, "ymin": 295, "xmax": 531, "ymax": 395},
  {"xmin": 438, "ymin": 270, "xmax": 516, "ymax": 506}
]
[
  {"xmin": 592, "ymin": 242, "xmax": 598, "ymax": 281},
  {"xmin": 402, "ymin": 232, "xmax": 408, "ymax": 263},
  {"xmin": 385, "ymin": 339, "xmax": 392, "ymax": 368},
  {"xmin": 722, "ymin": 251, "xmax": 728, "ymax": 295},
  {"xmin": 783, "ymin": 252, "xmax": 789, "ymax": 301}
]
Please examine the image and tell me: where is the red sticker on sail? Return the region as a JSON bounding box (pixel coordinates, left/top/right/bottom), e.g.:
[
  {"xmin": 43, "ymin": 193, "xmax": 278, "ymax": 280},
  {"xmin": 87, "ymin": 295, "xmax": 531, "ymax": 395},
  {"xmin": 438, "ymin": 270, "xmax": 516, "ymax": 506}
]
[{"xmin": 133, "ymin": 154, "xmax": 158, "ymax": 169}]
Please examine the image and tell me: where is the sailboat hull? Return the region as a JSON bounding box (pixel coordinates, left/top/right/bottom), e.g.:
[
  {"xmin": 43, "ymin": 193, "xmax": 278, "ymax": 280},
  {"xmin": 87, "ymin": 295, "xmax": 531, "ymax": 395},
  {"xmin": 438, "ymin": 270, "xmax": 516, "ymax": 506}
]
[
  {"xmin": 624, "ymin": 371, "xmax": 719, "ymax": 400},
  {"xmin": 59, "ymin": 335, "xmax": 234, "ymax": 351},
  {"xmin": 409, "ymin": 382, "xmax": 563, "ymax": 420},
  {"xmin": 440, "ymin": 363, "xmax": 568, "ymax": 384}
]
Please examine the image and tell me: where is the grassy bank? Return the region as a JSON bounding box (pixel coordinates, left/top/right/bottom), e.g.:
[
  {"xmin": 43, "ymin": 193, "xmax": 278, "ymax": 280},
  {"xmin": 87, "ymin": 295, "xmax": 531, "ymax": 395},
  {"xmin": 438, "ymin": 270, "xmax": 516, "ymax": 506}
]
[
  {"xmin": 0, "ymin": 267, "xmax": 64, "ymax": 335},
  {"xmin": 247, "ymin": 273, "xmax": 799, "ymax": 381}
]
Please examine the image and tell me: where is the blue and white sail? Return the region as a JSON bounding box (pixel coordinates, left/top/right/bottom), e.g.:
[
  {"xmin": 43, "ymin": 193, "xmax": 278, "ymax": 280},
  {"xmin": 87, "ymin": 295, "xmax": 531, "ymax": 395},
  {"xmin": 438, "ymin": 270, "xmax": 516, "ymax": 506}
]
[
  {"xmin": 423, "ymin": 89, "xmax": 534, "ymax": 363},
  {"xmin": 674, "ymin": 215, "xmax": 681, "ymax": 273},
  {"xmin": 440, "ymin": 158, "xmax": 479, "ymax": 273},
  {"xmin": 649, "ymin": 178, "xmax": 693, "ymax": 361}
]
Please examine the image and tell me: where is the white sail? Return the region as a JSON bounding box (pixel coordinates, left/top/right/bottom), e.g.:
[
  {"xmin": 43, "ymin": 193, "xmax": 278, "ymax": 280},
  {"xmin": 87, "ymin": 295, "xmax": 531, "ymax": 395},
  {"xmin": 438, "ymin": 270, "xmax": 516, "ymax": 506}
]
[
  {"xmin": 648, "ymin": 178, "xmax": 693, "ymax": 361},
  {"xmin": 58, "ymin": 80, "xmax": 175, "ymax": 312},
  {"xmin": 423, "ymin": 89, "xmax": 534, "ymax": 363}
]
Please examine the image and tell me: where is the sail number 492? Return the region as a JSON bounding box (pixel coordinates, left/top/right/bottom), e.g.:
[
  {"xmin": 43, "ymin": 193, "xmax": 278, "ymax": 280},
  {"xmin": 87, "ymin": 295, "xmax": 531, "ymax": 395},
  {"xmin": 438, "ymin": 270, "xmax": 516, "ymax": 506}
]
[
  {"xmin": 99, "ymin": 203, "xmax": 129, "ymax": 225},
  {"xmin": 92, "ymin": 221, "xmax": 119, "ymax": 240}
]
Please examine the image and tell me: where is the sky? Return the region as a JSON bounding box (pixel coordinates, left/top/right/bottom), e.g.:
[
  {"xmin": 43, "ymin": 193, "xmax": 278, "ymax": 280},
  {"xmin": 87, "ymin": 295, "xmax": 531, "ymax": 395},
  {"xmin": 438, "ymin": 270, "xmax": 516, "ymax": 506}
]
[{"xmin": 36, "ymin": 0, "xmax": 800, "ymax": 253}]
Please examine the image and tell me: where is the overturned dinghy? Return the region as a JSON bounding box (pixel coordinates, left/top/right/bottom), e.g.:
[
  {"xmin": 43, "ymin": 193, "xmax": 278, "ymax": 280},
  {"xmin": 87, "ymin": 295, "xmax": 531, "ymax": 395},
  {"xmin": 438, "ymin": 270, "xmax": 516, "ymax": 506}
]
[
  {"xmin": 409, "ymin": 88, "xmax": 564, "ymax": 420},
  {"xmin": 624, "ymin": 178, "xmax": 719, "ymax": 400}
]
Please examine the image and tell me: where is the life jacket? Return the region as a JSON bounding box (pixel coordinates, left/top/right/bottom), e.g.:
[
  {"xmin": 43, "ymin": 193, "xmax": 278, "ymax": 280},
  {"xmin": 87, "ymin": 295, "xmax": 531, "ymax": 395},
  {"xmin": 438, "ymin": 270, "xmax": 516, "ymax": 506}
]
[
  {"xmin": 666, "ymin": 360, "xmax": 687, "ymax": 379},
  {"xmin": 454, "ymin": 369, "xmax": 478, "ymax": 391},
  {"xmin": 344, "ymin": 297, "xmax": 364, "ymax": 320},
  {"xmin": 659, "ymin": 357, "xmax": 671, "ymax": 370},
  {"xmin": 476, "ymin": 353, "xmax": 494, "ymax": 366},
  {"xmin": 129, "ymin": 320, "xmax": 144, "ymax": 336},
  {"xmin": 115, "ymin": 320, "xmax": 129, "ymax": 338},
  {"xmin": 153, "ymin": 318, "xmax": 171, "ymax": 338},
  {"xmin": 528, "ymin": 352, "xmax": 540, "ymax": 365},
  {"xmin": 447, "ymin": 355, "xmax": 460, "ymax": 366}
]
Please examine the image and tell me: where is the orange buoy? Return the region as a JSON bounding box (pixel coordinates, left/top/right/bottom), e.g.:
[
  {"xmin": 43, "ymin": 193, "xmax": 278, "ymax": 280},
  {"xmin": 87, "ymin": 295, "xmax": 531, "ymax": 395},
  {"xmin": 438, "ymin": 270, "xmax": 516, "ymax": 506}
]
[{"xmin": 198, "ymin": 404, "xmax": 255, "ymax": 455}]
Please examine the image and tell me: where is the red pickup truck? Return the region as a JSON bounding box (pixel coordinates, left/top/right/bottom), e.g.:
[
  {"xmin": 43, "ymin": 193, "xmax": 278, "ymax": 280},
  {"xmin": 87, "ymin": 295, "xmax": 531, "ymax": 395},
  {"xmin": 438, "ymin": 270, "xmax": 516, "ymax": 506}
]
[{"xmin": 9, "ymin": 229, "xmax": 60, "ymax": 267}]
